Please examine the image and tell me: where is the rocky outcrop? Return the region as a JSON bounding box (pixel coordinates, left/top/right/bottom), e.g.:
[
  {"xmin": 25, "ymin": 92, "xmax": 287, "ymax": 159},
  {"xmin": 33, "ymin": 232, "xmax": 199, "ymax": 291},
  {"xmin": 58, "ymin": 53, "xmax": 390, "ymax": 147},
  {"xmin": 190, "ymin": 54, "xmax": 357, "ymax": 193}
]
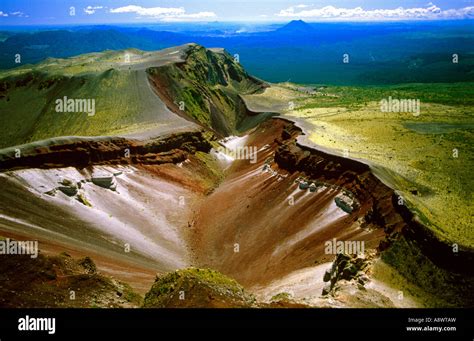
[
  {"xmin": 321, "ymin": 252, "xmax": 395, "ymax": 308},
  {"xmin": 0, "ymin": 131, "xmax": 212, "ymax": 172},
  {"xmin": 322, "ymin": 252, "xmax": 374, "ymax": 295}
]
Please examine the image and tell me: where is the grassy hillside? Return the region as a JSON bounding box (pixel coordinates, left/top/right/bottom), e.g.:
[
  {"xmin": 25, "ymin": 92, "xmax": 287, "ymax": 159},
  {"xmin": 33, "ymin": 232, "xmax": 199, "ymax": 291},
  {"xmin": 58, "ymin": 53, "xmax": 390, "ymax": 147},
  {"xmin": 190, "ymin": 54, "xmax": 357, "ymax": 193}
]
[
  {"xmin": 380, "ymin": 235, "xmax": 474, "ymax": 307},
  {"xmin": 0, "ymin": 49, "xmax": 172, "ymax": 148}
]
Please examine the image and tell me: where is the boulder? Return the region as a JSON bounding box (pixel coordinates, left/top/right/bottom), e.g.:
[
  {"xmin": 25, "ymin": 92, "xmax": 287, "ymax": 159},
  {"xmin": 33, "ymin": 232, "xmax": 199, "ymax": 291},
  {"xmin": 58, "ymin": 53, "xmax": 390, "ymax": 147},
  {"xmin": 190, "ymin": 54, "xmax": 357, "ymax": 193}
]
[
  {"xmin": 299, "ymin": 181, "xmax": 310, "ymax": 190},
  {"xmin": 91, "ymin": 173, "xmax": 117, "ymax": 190},
  {"xmin": 56, "ymin": 178, "xmax": 78, "ymax": 196},
  {"xmin": 335, "ymin": 196, "xmax": 353, "ymax": 213},
  {"xmin": 323, "ymin": 268, "xmax": 332, "ymax": 282},
  {"xmin": 78, "ymin": 256, "xmax": 97, "ymax": 274},
  {"xmin": 58, "ymin": 186, "xmax": 78, "ymax": 196}
]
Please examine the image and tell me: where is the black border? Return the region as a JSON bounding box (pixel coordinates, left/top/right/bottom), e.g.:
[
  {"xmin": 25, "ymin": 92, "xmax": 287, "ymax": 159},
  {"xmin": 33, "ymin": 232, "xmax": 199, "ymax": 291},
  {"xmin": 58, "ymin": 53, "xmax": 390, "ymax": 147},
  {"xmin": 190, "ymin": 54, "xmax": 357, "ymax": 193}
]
[{"xmin": 0, "ymin": 308, "xmax": 472, "ymax": 338}]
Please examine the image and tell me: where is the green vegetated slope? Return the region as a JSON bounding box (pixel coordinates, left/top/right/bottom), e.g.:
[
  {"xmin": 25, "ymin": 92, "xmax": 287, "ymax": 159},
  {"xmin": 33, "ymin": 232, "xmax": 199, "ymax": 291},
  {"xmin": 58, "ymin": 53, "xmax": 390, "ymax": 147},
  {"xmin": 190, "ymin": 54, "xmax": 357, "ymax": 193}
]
[
  {"xmin": 147, "ymin": 44, "xmax": 267, "ymax": 136},
  {"xmin": 379, "ymin": 235, "xmax": 474, "ymax": 308},
  {"xmin": 252, "ymin": 82, "xmax": 474, "ymax": 248},
  {"xmin": 0, "ymin": 49, "xmax": 170, "ymax": 148}
]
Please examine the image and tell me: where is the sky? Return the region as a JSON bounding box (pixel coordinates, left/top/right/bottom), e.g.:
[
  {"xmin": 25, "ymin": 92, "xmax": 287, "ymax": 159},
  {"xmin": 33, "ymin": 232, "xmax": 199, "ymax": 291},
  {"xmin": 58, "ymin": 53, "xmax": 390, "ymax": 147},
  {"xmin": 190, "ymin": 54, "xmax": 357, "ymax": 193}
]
[{"xmin": 0, "ymin": 0, "xmax": 473, "ymax": 25}]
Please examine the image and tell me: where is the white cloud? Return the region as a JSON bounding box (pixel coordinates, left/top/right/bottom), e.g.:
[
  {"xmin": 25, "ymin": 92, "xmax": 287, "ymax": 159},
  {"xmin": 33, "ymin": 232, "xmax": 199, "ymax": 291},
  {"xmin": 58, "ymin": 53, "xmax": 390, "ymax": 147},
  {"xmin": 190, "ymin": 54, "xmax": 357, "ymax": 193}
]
[
  {"xmin": 110, "ymin": 5, "xmax": 216, "ymax": 21},
  {"xmin": 0, "ymin": 11, "xmax": 8, "ymax": 17},
  {"xmin": 84, "ymin": 6, "xmax": 103, "ymax": 15},
  {"xmin": 276, "ymin": 4, "xmax": 474, "ymax": 20},
  {"xmin": 10, "ymin": 11, "xmax": 28, "ymax": 18},
  {"xmin": 110, "ymin": 5, "xmax": 184, "ymax": 16}
]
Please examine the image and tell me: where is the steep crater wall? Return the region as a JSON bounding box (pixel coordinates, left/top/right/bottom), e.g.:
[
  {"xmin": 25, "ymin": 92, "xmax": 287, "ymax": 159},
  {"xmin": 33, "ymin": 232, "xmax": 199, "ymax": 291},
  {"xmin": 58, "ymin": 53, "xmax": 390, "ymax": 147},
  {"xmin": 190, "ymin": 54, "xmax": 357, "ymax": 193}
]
[
  {"xmin": 147, "ymin": 44, "xmax": 267, "ymax": 136},
  {"xmin": 273, "ymin": 120, "xmax": 474, "ymax": 306}
]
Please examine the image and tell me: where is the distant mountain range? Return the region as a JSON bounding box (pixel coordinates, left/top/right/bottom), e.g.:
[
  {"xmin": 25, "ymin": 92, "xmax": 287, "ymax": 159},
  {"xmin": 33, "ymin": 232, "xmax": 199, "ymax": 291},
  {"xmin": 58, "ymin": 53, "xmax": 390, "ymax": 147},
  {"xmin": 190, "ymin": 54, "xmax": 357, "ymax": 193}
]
[{"xmin": 1, "ymin": 20, "xmax": 474, "ymax": 85}]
